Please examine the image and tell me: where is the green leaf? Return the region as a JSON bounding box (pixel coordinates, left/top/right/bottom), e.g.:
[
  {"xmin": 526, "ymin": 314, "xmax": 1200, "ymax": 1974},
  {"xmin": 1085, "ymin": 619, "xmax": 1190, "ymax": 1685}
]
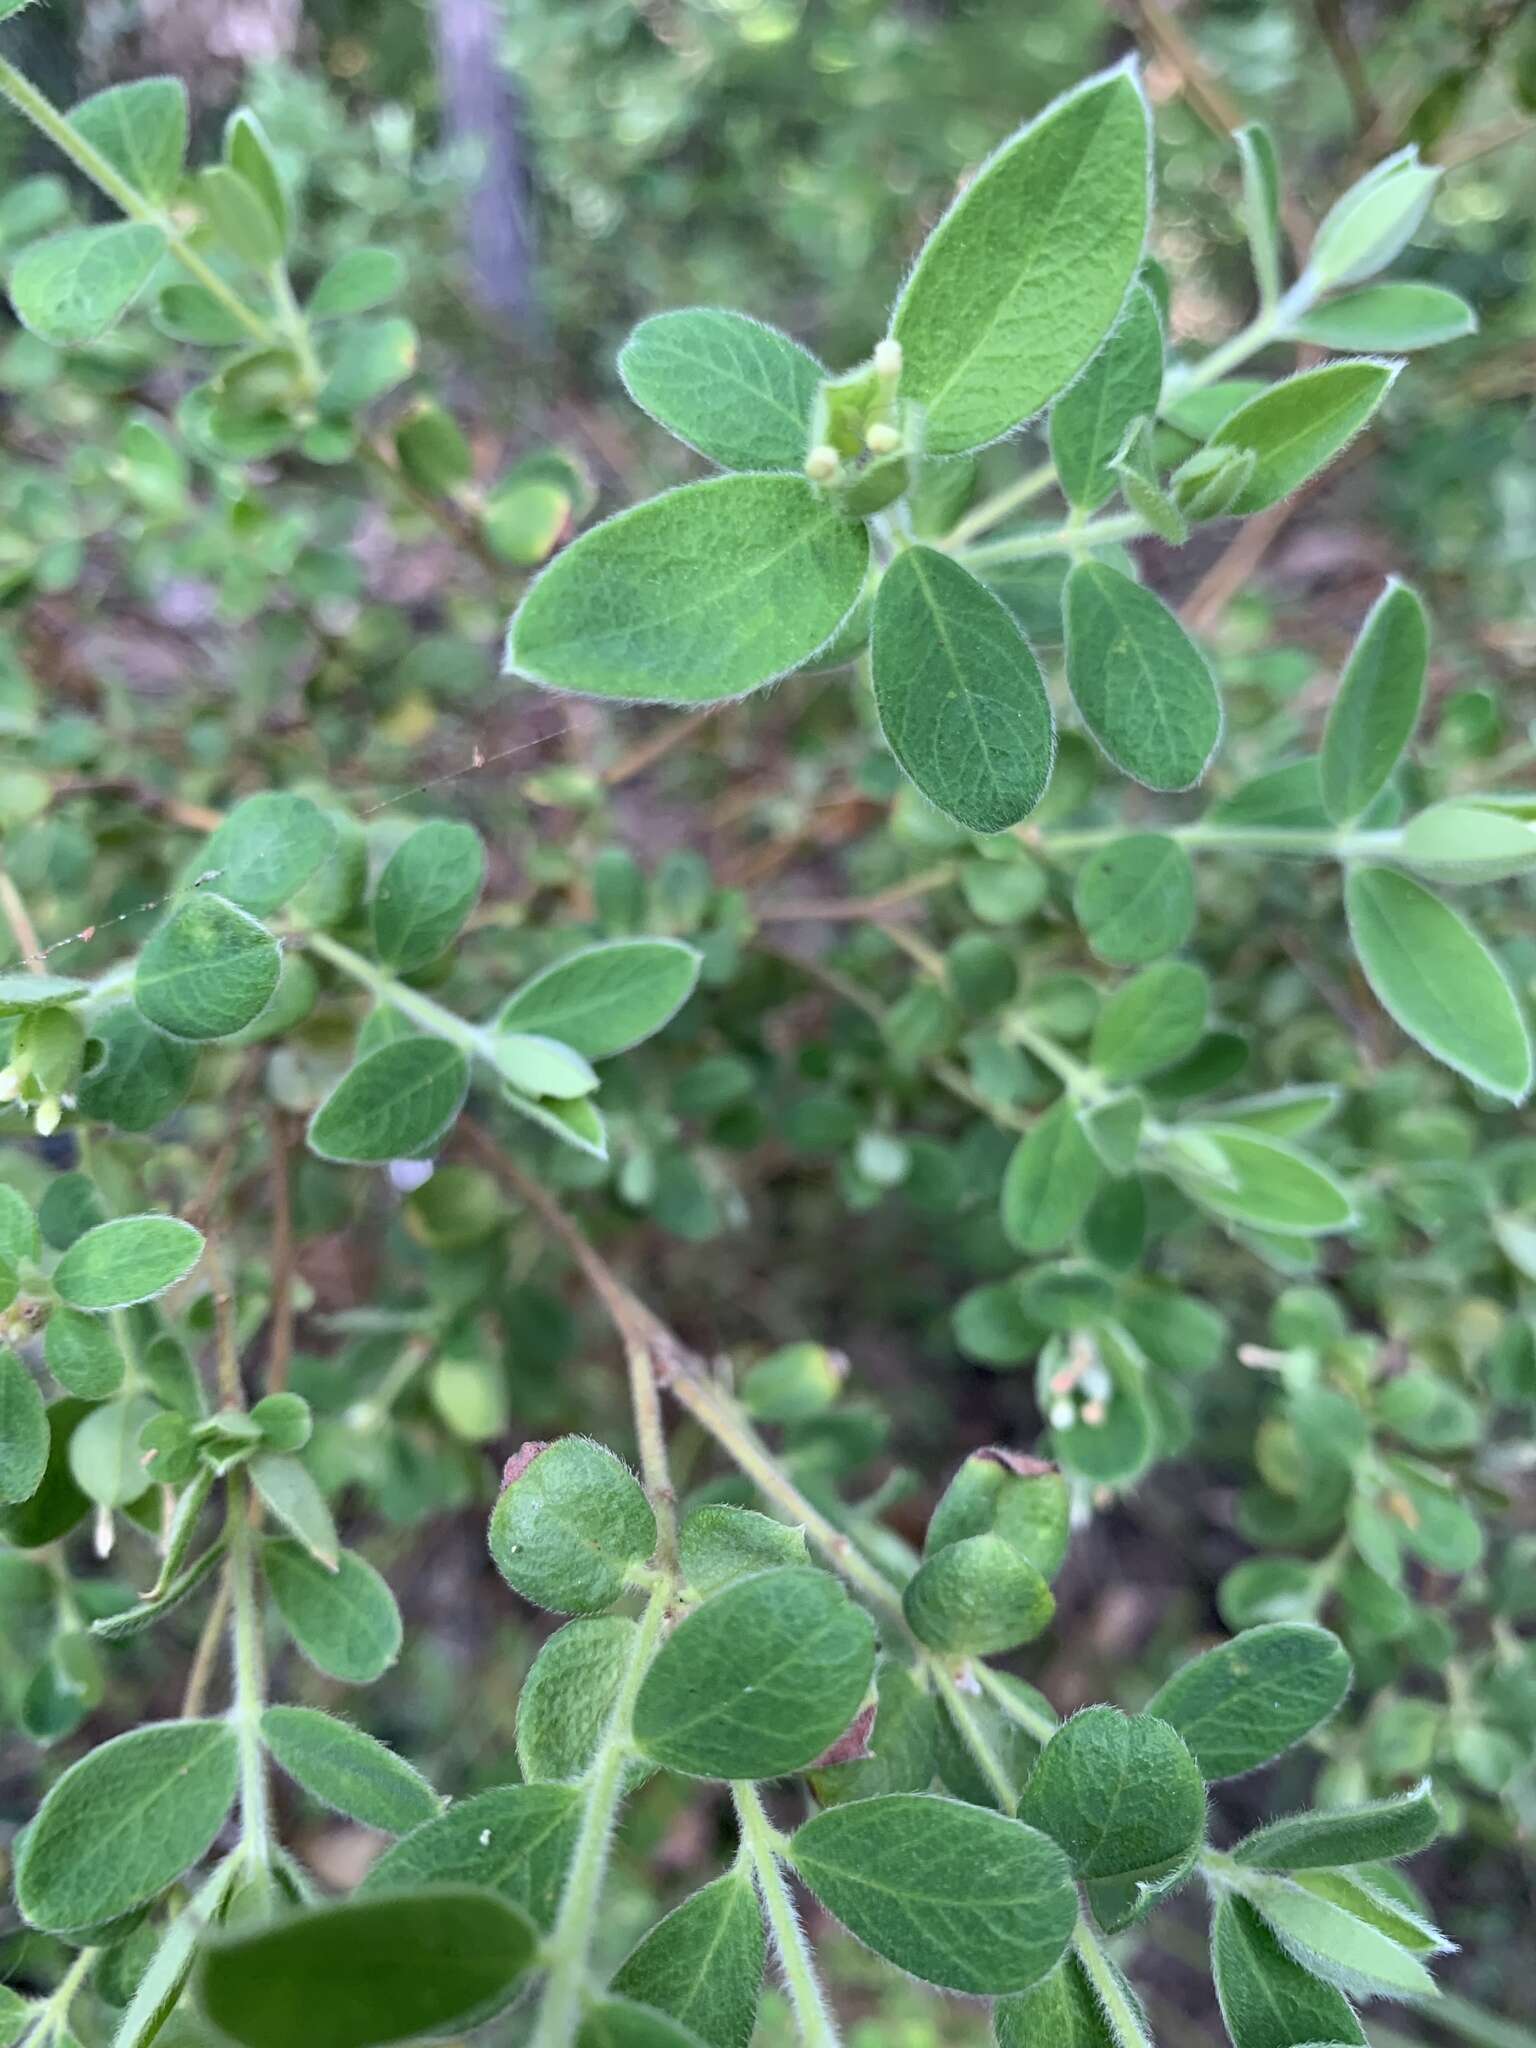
[
  {"xmin": 202, "ymin": 794, "xmax": 336, "ymax": 918},
  {"xmin": 68, "ymin": 1394, "xmax": 159, "ymax": 1507},
  {"xmin": 1065, "ymin": 562, "xmax": 1222, "ymax": 791},
  {"xmin": 1309, "ymin": 148, "xmax": 1440, "ymax": 290},
  {"xmin": 1236, "ymin": 124, "xmax": 1283, "ymax": 305},
  {"xmin": 891, "ymin": 64, "xmax": 1151, "ymax": 454},
  {"xmin": 903, "ymin": 1532, "xmax": 1054, "ymax": 1656},
  {"xmin": 361, "ymin": 1783, "xmax": 580, "ymax": 1931},
  {"xmin": 1018, "ymin": 1706, "xmax": 1205, "ymax": 1930},
  {"xmin": 496, "ymin": 1030, "xmax": 598, "ymax": 1097},
  {"xmin": 1289, "ymin": 283, "xmax": 1475, "ymax": 353},
  {"xmin": 67, "ymin": 77, "xmax": 188, "ymax": 204},
  {"xmin": 1092, "ymin": 962, "xmax": 1208, "ymax": 1081},
  {"xmin": 8, "ymin": 221, "xmax": 166, "ymax": 346},
  {"xmin": 996, "ymin": 1954, "xmax": 1120, "ymax": 2048},
  {"xmin": 678, "ymin": 1503, "xmax": 809, "ymax": 1595},
  {"xmin": 1397, "ymin": 796, "xmax": 1536, "ymax": 886},
  {"xmin": 789, "ymin": 1793, "xmax": 1078, "ymax": 1994},
  {"xmin": 494, "ymin": 939, "xmax": 701, "ymax": 1058},
  {"xmin": 1145, "ymin": 1623, "xmax": 1352, "ymax": 1779},
  {"xmin": 259, "ymin": 1705, "xmax": 440, "ymax": 1835},
  {"xmin": 811, "ymin": 1660, "xmax": 939, "ymax": 1806},
  {"xmin": 0, "ymin": 971, "xmax": 89, "ymax": 1017},
  {"xmin": 0, "ymin": 1346, "xmax": 47, "ymax": 1504},
  {"xmin": 506, "ymin": 474, "xmax": 870, "ymax": 703},
  {"xmin": 611, "ymin": 1871, "xmax": 766, "ymax": 2048},
  {"xmin": 112, "ymin": 1857, "xmax": 238, "ymax": 2048},
  {"xmin": 53, "ymin": 1214, "xmax": 204, "ymax": 1311},
  {"xmin": 490, "ymin": 1436, "xmax": 656, "ymax": 1614},
  {"xmin": 43, "ymin": 1306, "xmax": 124, "ymax": 1399},
  {"xmin": 1001, "ymin": 1098, "xmax": 1103, "ymax": 1254},
  {"xmin": 225, "ymin": 109, "xmax": 288, "ymax": 247},
  {"xmin": 633, "ymin": 1565, "xmax": 875, "ymax": 1780},
  {"xmin": 1246, "ymin": 1876, "xmax": 1440, "ymax": 2001},
  {"xmin": 1168, "ymin": 1125, "xmax": 1356, "ymax": 1236},
  {"xmin": 75, "ymin": 1003, "xmax": 198, "ymax": 1132},
  {"xmin": 1234, "ymin": 1782, "xmax": 1439, "ymax": 1871},
  {"xmin": 15, "ymin": 1719, "xmax": 238, "ymax": 1935},
  {"xmin": 308, "ymin": 247, "xmax": 406, "ymax": 319},
  {"xmin": 196, "ymin": 164, "xmax": 282, "ymax": 268},
  {"xmin": 307, "ymin": 1040, "xmax": 471, "ymax": 1164},
  {"xmin": 517, "ymin": 1616, "xmax": 642, "ymax": 1783},
  {"xmin": 262, "ymin": 1538, "xmax": 402, "ymax": 1683},
  {"xmin": 250, "ymin": 1451, "xmax": 338, "ymax": 1569},
  {"xmin": 1319, "ymin": 581, "xmax": 1428, "ymax": 825},
  {"xmin": 1344, "ymin": 866, "xmax": 1532, "ymax": 1102},
  {"xmin": 1212, "ymin": 1895, "xmax": 1365, "ymax": 2048},
  {"xmin": 926, "ymin": 1450, "xmax": 1069, "ymax": 1580},
  {"xmin": 1074, "ymin": 834, "xmax": 1195, "ymax": 965},
  {"xmin": 618, "ymin": 309, "xmax": 823, "ymax": 471},
  {"xmin": 1206, "ymin": 361, "xmax": 1400, "ymax": 514},
  {"xmin": 194, "ymin": 1888, "xmax": 538, "ymax": 2048},
  {"xmin": 371, "ymin": 820, "xmax": 486, "ymax": 972},
  {"xmin": 0, "ymin": 1397, "xmax": 91, "ymax": 1548},
  {"xmin": 578, "ymin": 2001, "xmax": 712, "ymax": 2048},
  {"xmin": 135, "ymin": 893, "xmax": 282, "ymax": 1042},
  {"xmin": 1051, "ymin": 283, "xmax": 1165, "ymax": 511},
  {"xmin": 871, "ymin": 545, "xmax": 1054, "ymax": 834}
]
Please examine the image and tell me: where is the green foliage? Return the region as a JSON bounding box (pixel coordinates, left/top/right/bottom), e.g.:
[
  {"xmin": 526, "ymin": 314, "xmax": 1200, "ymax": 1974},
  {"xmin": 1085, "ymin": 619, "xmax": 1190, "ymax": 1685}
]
[{"xmin": 1146, "ymin": 1625, "xmax": 1352, "ymax": 1780}]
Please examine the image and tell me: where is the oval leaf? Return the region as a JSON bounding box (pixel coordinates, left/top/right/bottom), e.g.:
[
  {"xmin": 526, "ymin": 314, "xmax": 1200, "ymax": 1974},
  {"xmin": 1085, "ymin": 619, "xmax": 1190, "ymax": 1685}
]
[
  {"xmin": 135, "ymin": 893, "xmax": 282, "ymax": 1042},
  {"xmin": 872, "ymin": 545, "xmax": 1054, "ymax": 833},
  {"xmin": 1206, "ymin": 360, "xmax": 1400, "ymax": 514},
  {"xmin": 1319, "ymin": 580, "xmax": 1428, "ymax": 825},
  {"xmin": 262, "ymin": 1538, "xmax": 402, "ymax": 1683},
  {"xmin": 611, "ymin": 1870, "xmax": 766, "ymax": 2048},
  {"xmin": 1145, "ymin": 1623, "xmax": 1352, "ymax": 1779},
  {"xmin": 361, "ymin": 1782, "xmax": 581, "ymax": 1932},
  {"xmin": 53, "ymin": 1214, "xmax": 204, "ymax": 1312},
  {"xmin": 506, "ymin": 474, "xmax": 870, "ymax": 703},
  {"xmin": 371, "ymin": 820, "xmax": 486, "ymax": 973},
  {"xmin": 618, "ymin": 309, "xmax": 824, "ymax": 472},
  {"xmin": 0, "ymin": 1347, "xmax": 48, "ymax": 1504},
  {"xmin": 8, "ymin": 221, "xmax": 167, "ymax": 346},
  {"xmin": 1065, "ymin": 562, "xmax": 1222, "ymax": 792},
  {"xmin": 307, "ymin": 1039, "xmax": 471, "ymax": 1164},
  {"xmin": 494, "ymin": 939, "xmax": 701, "ymax": 1059},
  {"xmin": 260, "ymin": 1705, "xmax": 441, "ymax": 1835}
]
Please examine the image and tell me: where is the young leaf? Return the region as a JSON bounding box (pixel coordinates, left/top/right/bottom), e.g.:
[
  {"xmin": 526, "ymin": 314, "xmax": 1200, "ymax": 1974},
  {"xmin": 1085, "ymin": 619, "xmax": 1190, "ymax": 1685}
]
[
  {"xmin": 1319, "ymin": 580, "xmax": 1428, "ymax": 825},
  {"xmin": 903, "ymin": 1531, "xmax": 1053, "ymax": 1656},
  {"xmin": 890, "ymin": 65, "xmax": 1151, "ymax": 454},
  {"xmin": 134, "ymin": 893, "xmax": 282, "ymax": 1041},
  {"xmin": 1246, "ymin": 1876, "xmax": 1440, "ymax": 2000},
  {"xmin": 259, "ymin": 1705, "xmax": 441, "ymax": 1835},
  {"xmin": 1234, "ymin": 1782, "xmax": 1439, "ymax": 1872},
  {"xmin": 1308, "ymin": 148, "xmax": 1440, "ymax": 290},
  {"xmin": 250, "ymin": 1451, "xmax": 338, "ymax": 1570},
  {"xmin": 1344, "ymin": 866, "xmax": 1532, "ymax": 1102},
  {"xmin": 202, "ymin": 794, "xmax": 336, "ymax": 918},
  {"xmin": 8, "ymin": 221, "xmax": 167, "ymax": 346},
  {"xmin": 52, "ymin": 1214, "xmax": 204, "ymax": 1311},
  {"xmin": 871, "ymin": 545, "xmax": 1054, "ymax": 833},
  {"xmin": 518, "ymin": 1616, "xmax": 641, "ymax": 1782},
  {"xmin": 1289, "ymin": 283, "xmax": 1475, "ymax": 353},
  {"xmin": 15, "ymin": 1719, "xmax": 238, "ymax": 1935},
  {"xmin": 1145, "ymin": 1623, "xmax": 1352, "ymax": 1779},
  {"xmin": 632, "ymin": 1565, "xmax": 876, "ymax": 1780},
  {"xmin": 1236, "ymin": 123, "xmax": 1283, "ymax": 305},
  {"xmin": 67, "ymin": 78, "xmax": 189, "ymax": 205},
  {"xmin": 371, "ymin": 820, "xmax": 486, "ymax": 972},
  {"xmin": 306, "ymin": 1040, "xmax": 471, "ymax": 1164},
  {"xmin": 789, "ymin": 1793, "xmax": 1078, "ymax": 1994},
  {"xmin": 44, "ymin": 1307, "xmax": 125, "ymax": 1399},
  {"xmin": 75, "ymin": 1003, "xmax": 198, "ymax": 1132},
  {"xmin": 112, "ymin": 1856, "xmax": 238, "ymax": 2048},
  {"xmin": 1051, "ymin": 284, "xmax": 1165, "ymax": 511},
  {"xmin": 308, "ymin": 247, "xmax": 406, "ymax": 319},
  {"xmin": 0, "ymin": 1347, "xmax": 47, "ymax": 1504},
  {"xmin": 611, "ymin": 1870, "xmax": 766, "ymax": 2048},
  {"xmin": 1092, "ymin": 961, "xmax": 1208, "ymax": 1081},
  {"xmin": 262, "ymin": 1538, "xmax": 402, "ymax": 1683},
  {"xmin": 1065, "ymin": 562, "xmax": 1222, "ymax": 791},
  {"xmin": 494, "ymin": 939, "xmax": 701, "ymax": 1058},
  {"xmin": 1212, "ymin": 1895, "xmax": 1366, "ymax": 2048},
  {"xmin": 811, "ymin": 1660, "xmax": 939, "ymax": 1806},
  {"xmin": 1074, "ymin": 834, "xmax": 1196, "ymax": 965},
  {"xmin": 1396, "ymin": 797, "xmax": 1536, "ymax": 886},
  {"xmin": 225, "ymin": 109, "xmax": 288, "ymax": 246},
  {"xmin": 361, "ymin": 1782, "xmax": 581, "ymax": 1931},
  {"xmin": 496, "ymin": 1032, "xmax": 597, "ymax": 1098},
  {"xmin": 678, "ymin": 1503, "xmax": 808, "ymax": 1594},
  {"xmin": 579, "ymin": 2000, "xmax": 713, "ymax": 2048},
  {"xmin": 194, "ymin": 1888, "xmax": 538, "ymax": 2048},
  {"xmin": 1168, "ymin": 1125, "xmax": 1356, "ymax": 1236},
  {"xmin": 506, "ymin": 474, "xmax": 870, "ymax": 703},
  {"xmin": 618, "ymin": 309, "xmax": 824, "ymax": 471},
  {"xmin": 489, "ymin": 1436, "xmax": 656, "ymax": 1614},
  {"xmin": 0, "ymin": 972, "xmax": 89, "ymax": 1018},
  {"xmin": 1205, "ymin": 361, "xmax": 1401, "ymax": 514},
  {"xmin": 925, "ymin": 1450, "xmax": 1069, "ymax": 1580},
  {"xmin": 1001, "ymin": 1097, "xmax": 1104, "ymax": 1254}
]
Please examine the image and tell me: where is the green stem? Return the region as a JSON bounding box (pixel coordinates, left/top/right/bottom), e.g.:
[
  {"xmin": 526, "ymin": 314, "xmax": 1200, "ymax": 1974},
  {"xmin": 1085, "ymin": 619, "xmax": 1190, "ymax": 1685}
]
[
  {"xmin": 226, "ymin": 1474, "xmax": 273, "ymax": 1877},
  {"xmin": 928, "ymin": 1664, "xmax": 1021, "ymax": 1810},
  {"xmin": 973, "ymin": 1660, "xmax": 1060, "ymax": 1745},
  {"xmin": 530, "ymin": 1579, "xmax": 671, "ymax": 2048},
  {"xmin": 957, "ymin": 510, "xmax": 1148, "ymax": 570},
  {"xmin": 301, "ymin": 928, "xmax": 493, "ymax": 1061},
  {"xmin": 945, "ymin": 460, "xmax": 1060, "ymax": 549},
  {"xmin": 0, "ymin": 56, "xmax": 275, "ymax": 349},
  {"xmin": 1005, "ymin": 1011, "xmax": 1105, "ymax": 1103},
  {"xmin": 268, "ymin": 263, "xmax": 323, "ymax": 396},
  {"xmin": 733, "ymin": 1781, "xmax": 843, "ymax": 2048},
  {"xmin": 19, "ymin": 1945, "xmax": 97, "ymax": 2048},
  {"xmin": 1036, "ymin": 823, "xmax": 1404, "ymax": 861},
  {"xmin": 1073, "ymin": 1920, "xmax": 1156, "ymax": 2048}
]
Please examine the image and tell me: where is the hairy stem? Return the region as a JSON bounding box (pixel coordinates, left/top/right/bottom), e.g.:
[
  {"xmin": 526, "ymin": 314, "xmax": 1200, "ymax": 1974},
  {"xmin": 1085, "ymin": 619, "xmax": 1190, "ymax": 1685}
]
[
  {"xmin": 226, "ymin": 1475, "xmax": 273, "ymax": 1876},
  {"xmin": 957, "ymin": 509, "xmax": 1148, "ymax": 570},
  {"xmin": 530, "ymin": 1579, "xmax": 671, "ymax": 2048},
  {"xmin": 945, "ymin": 460, "xmax": 1060, "ymax": 549},
  {"xmin": 973, "ymin": 1660, "xmax": 1060, "ymax": 1745},
  {"xmin": 1074, "ymin": 1920, "xmax": 1156, "ymax": 2048},
  {"xmin": 929, "ymin": 1663, "xmax": 1022, "ymax": 1810},
  {"xmin": 734, "ymin": 1781, "xmax": 843, "ymax": 2048}
]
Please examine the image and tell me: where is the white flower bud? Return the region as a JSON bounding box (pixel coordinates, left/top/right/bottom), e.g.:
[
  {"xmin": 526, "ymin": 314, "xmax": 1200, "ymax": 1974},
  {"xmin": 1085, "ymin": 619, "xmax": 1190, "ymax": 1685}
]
[
  {"xmin": 865, "ymin": 422, "xmax": 902, "ymax": 456},
  {"xmin": 873, "ymin": 338, "xmax": 903, "ymax": 379},
  {"xmin": 805, "ymin": 445, "xmax": 840, "ymax": 483}
]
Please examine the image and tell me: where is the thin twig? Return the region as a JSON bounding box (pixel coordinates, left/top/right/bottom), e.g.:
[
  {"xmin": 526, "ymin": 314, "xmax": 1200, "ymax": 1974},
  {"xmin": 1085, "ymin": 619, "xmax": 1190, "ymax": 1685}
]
[
  {"xmin": 603, "ymin": 706, "xmax": 724, "ymax": 788},
  {"xmin": 48, "ymin": 777, "xmax": 223, "ymax": 834},
  {"xmin": 205, "ymin": 1239, "xmax": 244, "ymax": 1410},
  {"xmin": 1312, "ymin": 0, "xmax": 1379, "ymax": 135},
  {"xmin": 757, "ymin": 864, "xmax": 958, "ymax": 924}
]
